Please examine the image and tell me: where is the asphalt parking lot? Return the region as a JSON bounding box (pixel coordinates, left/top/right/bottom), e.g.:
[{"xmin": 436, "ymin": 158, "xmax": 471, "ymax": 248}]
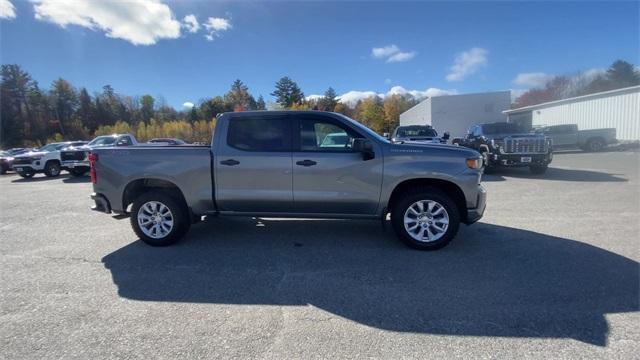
[{"xmin": 1, "ymin": 150, "xmax": 638, "ymax": 359}]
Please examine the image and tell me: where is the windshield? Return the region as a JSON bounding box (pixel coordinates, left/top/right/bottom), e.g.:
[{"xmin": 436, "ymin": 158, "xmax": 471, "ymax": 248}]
[
  {"xmin": 88, "ymin": 136, "xmax": 117, "ymax": 146},
  {"xmin": 481, "ymin": 123, "xmax": 522, "ymax": 135},
  {"xmin": 336, "ymin": 114, "xmax": 389, "ymax": 143},
  {"xmin": 395, "ymin": 126, "xmax": 437, "ymax": 138}
]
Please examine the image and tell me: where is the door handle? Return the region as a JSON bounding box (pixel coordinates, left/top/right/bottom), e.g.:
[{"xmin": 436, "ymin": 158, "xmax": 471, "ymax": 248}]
[
  {"xmin": 296, "ymin": 159, "xmax": 317, "ymax": 167},
  {"xmin": 220, "ymin": 159, "xmax": 240, "ymax": 166}
]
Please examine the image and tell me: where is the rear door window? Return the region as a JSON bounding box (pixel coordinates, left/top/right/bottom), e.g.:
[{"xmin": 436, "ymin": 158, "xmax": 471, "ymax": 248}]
[{"xmin": 227, "ymin": 116, "xmax": 292, "ymax": 151}]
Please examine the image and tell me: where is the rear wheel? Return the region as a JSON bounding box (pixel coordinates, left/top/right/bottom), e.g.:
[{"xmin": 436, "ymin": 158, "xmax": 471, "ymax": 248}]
[
  {"xmin": 44, "ymin": 161, "xmax": 61, "ymax": 177},
  {"xmin": 130, "ymin": 191, "xmax": 190, "ymax": 246},
  {"xmin": 391, "ymin": 187, "xmax": 460, "ymax": 250}
]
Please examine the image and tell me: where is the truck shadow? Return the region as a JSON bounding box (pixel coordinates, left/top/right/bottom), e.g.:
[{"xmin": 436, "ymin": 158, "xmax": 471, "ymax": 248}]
[
  {"xmin": 10, "ymin": 174, "xmax": 71, "ymax": 183},
  {"xmin": 482, "ymin": 166, "xmax": 627, "ymax": 182},
  {"xmin": 102, "ymin": 218, "xmax": 639, "ymax": 346}
]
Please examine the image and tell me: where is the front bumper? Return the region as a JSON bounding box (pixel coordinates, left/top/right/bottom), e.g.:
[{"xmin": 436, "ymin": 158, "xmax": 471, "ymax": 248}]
[
  {"xmin": 489, "ymin": 153, "xmax": 552, "ymax": 167},
  {"xmin": 464, "ymin": 185, "xmax": 486, "ymax": 224},
  {"xmin": 62, "ymin": 160, "xmax": 89, "ymax": 169}
]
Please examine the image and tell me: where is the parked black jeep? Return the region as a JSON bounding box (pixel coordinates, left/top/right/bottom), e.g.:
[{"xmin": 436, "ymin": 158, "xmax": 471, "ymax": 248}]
[{"xmin": 454, "ymin": 122, "xmax": 553, "ymax": 174}]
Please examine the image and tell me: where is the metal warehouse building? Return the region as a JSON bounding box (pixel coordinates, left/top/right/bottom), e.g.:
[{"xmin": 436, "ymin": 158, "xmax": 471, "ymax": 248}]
[
  {"xmin": 399, "ymin": 91, "xmax": 511, "ymax": 138},
  {"xmin": 504, "ymin": 85, "xmax": 640, "ymax": 140}
]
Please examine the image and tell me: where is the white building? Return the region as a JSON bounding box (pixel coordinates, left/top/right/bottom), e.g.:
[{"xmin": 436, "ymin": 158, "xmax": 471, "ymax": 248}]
[
  {"xmin": 399, "ymin": 91, "xmax": 511, "ymax": 138},
  {"xmin": 504, "ymin": 85, "xmax": 640, "ymax": 140}
]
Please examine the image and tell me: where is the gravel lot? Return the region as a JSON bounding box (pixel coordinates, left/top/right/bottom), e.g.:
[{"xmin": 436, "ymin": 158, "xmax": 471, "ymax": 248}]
[{"xmin": 1, "ymin": 150, "xmax": 638, "ymax": 359}]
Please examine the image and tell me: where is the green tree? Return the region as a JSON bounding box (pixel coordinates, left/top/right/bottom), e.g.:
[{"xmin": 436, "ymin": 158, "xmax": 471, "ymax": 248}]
[
  {"xmin": 318, "ymin": 87, "xmax": 338, "ymax": 111},
  {"xmin": 256, "ymin": 95, "xmax": 266, "ymax": 110},
  {"xmin": 49, "ymin": 78, "xmax": 79, "ymax": 136},
  {"xmin": 271, "ymin": 76, "xmax": 304, "ymax": 108},
  {"xmin": 606, "ymin": 60, "xmax": 640, "ymax": 88},
  {"xmin": 224, "ymin": 79, "xmax": 256, "ymax": 111},
  {"xmin": 355, "ymin": 97, "xmax": 385, "ymax": 133},
  {"xmin": 200, "ymin": 96, "xmax": 230, "ymax": 120},
  {"xmin": 189, "ymin": 106, "xmax": 199, "ymax": 123},
  {"xmin": 140, "ymin": 94, "xmax": 155, "ymax": 124},
  {"xmin": 0, "ymin": 64, "xmax": 36, "ymax": 146}
]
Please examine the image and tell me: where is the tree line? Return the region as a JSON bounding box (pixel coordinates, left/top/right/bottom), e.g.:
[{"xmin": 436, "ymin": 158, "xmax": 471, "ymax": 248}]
[
  {"xmin": 0, "ymin": 65, "xmax": 419, "ymax": 147},
  {"xmin": 3, "ymin": 59, "xmax": 635, "ymax": 147},
  {"xmin": 513, "ymin": 60, "xmax": 639, "ymax": 108}
]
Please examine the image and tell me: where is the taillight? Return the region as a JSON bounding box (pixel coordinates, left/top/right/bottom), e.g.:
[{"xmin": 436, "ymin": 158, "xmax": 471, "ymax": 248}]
[{"xmin": 89, "ymin": 153, "xmax": 98, "ymax": 184}]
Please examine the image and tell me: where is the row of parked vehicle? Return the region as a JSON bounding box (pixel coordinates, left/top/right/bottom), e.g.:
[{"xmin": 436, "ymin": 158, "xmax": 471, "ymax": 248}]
[
  {"xmin": 388, "ymin": 122, "xmax": 616, "ymax": 174},
  {"xmin": 0, "ymin": 135, "xmax": 187, "ymax": 178}
]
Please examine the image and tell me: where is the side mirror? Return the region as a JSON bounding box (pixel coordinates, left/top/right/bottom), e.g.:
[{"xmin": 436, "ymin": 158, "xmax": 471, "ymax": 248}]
[
  {"xmin": 442, "ymin": 132, "xmax": 450, "ymax": 140},
  {"xmin": 351, "ymin": 138, "xmax": 375, "ymax": 161}
]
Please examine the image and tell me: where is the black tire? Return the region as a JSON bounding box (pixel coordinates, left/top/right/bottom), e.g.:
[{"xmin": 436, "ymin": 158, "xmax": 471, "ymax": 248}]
[
  {"xmin": 586, "ymin": 138, "xmax": 605, "ymax": 152},
  {"xmin": 529, "ymin": 165, "xmax": 548, "ymax": 174},
  {"xmin": 18, "ymin": 170, "xmax": 35, "ymax": 178},
  {"xmin": 130, "ymin": 191, "xmax": 191, "ymax": 246},
  {"xmin": 70, "ymin": 168, "xmax": 88, "ymax": 177},
  {"xmin": 44, "ymin": 161, "xmax": 61, "ymax": 177},
  {"xmin": 0, "ymin": 165, "xmax": 6, "ymax": 175},
  {"xmin": 390, "ymin": 187, "xmax": 461, "ymax": 250}
]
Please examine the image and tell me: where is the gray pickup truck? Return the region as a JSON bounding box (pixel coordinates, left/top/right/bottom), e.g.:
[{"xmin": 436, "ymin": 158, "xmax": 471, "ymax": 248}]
[
  {"xmin": 535, "ymin": 124, "xmax": 616, "ymax": 152},
  {"xmin": 90, "ymin": 111, "xmax": 486, "ymax": 250}
]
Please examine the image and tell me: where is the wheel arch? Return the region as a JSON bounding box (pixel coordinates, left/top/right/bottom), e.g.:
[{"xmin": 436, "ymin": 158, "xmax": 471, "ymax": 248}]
[
  {"xmin": 122, "ymin": 178, "xmax": 188, "ymax": 214},
  {"xmin": 387, "ymin": 178, "xmax": 467, "ymax": 222}
]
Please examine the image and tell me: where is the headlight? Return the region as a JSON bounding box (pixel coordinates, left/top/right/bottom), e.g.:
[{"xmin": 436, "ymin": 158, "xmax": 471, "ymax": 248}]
[{"xmin": 466, "ymin": 157, "xmax": 483, "ymax": 169}]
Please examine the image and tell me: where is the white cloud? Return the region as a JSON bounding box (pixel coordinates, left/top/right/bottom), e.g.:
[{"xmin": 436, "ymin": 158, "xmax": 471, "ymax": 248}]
[
  {"xmin": 182, "ymin": 14, "xmax": 199, "ymax": 34},
  {"xmin": 0, "ymin": 0, "xmax": 16, "ymax": 19},
  {"xmin": 512, "ymin": 72, "xmax": 554, "ymax": 88},
  {"xmin": 337, "ymin": 90, "xmax": 383, "ymax": 107},
  {"xmin": 371, "ymin": 44, "xmax": 416, "ymax": 63},
  {"xmin": 386, "ymin": 86, "xmax": 457, "ymax": 100},
  {"xmin": 204, "ymin": 16, "xmax": 232, "ymax": 41},
  {"xmin": 446, "ymin": 47, "xmax": 488, "ymax": 81},
  {"xmin": 183, "ymin": 102, "xmax": 195, "ymax": 108},
  {"xmin": 371, "ymin": 44, "xmax": 399, "ymax": 59},
  {"xmin": 386, "ymin": 51, "xmax": 416, "ymax": 63},
  {"xmin": 337, "ymin": 86, "xmax": 456, "ymax": 106},
  {"xmin": 32, "ymin": 0, "xmax": 181, "ymax": 45}
]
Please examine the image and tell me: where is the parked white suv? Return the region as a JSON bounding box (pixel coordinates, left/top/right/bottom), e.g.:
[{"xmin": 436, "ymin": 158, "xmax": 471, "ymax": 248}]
[{"xmin": 12, "ymin": 141, "xmax": 87, "ymax": 178}]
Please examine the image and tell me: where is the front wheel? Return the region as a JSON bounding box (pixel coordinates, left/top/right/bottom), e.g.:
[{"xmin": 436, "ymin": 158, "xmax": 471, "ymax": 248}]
[
  {"xmin": 130, "ymin": 191, "xmax": 191, "ymax": 246},
  {"xmin": 391, "ymin": 187, "xmax": 461, "ymax": 250},
  {"xmin": 44, "ymin": 161, "xmax": 61, "ymax": 177}
]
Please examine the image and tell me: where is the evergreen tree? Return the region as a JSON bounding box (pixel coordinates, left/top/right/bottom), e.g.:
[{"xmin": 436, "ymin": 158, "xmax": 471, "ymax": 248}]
[
  {"xmin": 319, "ymin": 87, "xmax": 338, "ymax": 111},
  {"xmin": 271, "ymin": 76, "xmax": 304, "ymax": 108}
]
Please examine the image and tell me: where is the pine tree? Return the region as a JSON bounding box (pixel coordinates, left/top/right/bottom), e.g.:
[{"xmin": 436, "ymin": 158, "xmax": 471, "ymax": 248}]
[{"xmin": 271, "ymin": 76, "xmax": 304, "ymax": 108}]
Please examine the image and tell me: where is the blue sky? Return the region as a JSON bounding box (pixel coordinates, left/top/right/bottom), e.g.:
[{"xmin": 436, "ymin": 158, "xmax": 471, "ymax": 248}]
[{"xmin": 1, "ymin": 1, "xmax": 638, "ymax": 108}]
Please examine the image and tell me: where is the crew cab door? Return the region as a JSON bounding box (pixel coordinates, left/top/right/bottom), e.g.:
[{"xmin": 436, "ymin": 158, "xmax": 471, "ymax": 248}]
[
  {"xmin": 291, "ymin": 114, "xmax": 383, "ymax": 215},
  {"xmin": 214, "ymin": 114, "xmax": 293, "ymax": 212}
]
